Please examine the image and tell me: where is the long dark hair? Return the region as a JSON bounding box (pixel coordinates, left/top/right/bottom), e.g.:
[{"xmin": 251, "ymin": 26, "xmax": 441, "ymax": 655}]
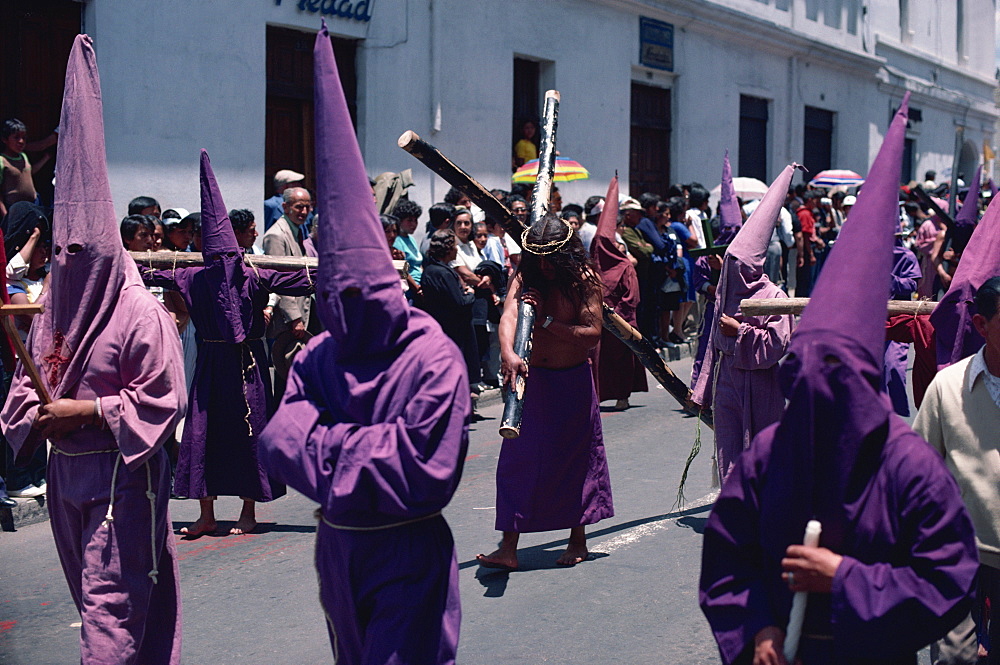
[{"xmin": 518, "ymin": 213, "xmax": 602, "ymax": 304}]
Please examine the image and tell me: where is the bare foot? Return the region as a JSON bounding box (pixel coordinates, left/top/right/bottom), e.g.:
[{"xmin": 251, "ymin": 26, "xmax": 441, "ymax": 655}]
[
  {"xmin": 179, "ymin": 517, "xmax": 217, "ymax": 538},
  {"xmin": 556, "ymin": 543, "xmax": 589, "ymax": 566},
  {"xmin": 476, "ymin": 549, "xmax": 518, "ymax": 570},
  {"xmin": 230, "ymin": 516, "xmax": 257, "ymax": 535}
]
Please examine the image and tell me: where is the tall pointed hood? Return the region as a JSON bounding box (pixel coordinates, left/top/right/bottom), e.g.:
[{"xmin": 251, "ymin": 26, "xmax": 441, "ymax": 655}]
[
  {"xmin": 725, "ymin": 164, "xmax": 795, "ymax": 275},
  {"xmin": 792, "ymin": 95, "xmax": 909, "ymax": 369},
  {"xmin": 314, "ymin": 20, "xmax": 407, "ymax": 359},
  {"xmin": 35, "ymin": 34, "xmax": 141, "ymax": 397},
  {"xmin": 768, "ymin": 94, "xmax": 909, "ymax": 545},
  {"xmin": 950, "ymin": 165, "xmax": 981, "ymax": 255},
  {"xmin": 199, "ymin": 149, "xmax": 251, "ymax": 343},
  {"xmin": 690, "ymin": 163, "xmax": 797, "ymax": 409},
  {"xmin": 200, "ymin": 150, "xmax": 240, "ymax": 258},
  {"xmin": 931, "ymin": 183, "xmax": 1000, "ymax": 368},
  {"xmin": 716, "ymin": 150, "xmax": 742, "ymax": 245},
  {"xmin": 591, "ymin": 175, "xmax": 627, "ymax": 279}
]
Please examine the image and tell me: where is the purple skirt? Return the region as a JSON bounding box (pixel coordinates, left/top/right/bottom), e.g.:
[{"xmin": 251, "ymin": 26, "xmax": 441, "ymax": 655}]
[{"xmin": 495, "ymin": 362, "xmax": 614, "ymax": 532}]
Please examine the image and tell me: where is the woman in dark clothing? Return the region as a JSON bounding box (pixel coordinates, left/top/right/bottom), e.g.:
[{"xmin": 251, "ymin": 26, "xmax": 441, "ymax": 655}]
[{"xmin": 420, "ymin": 229, "xmax": 478, "ymax": 383}]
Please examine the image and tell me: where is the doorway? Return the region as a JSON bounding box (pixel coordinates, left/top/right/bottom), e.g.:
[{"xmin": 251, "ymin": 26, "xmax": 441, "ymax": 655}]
[
  {"xmin": 265, "ymin": 26, "xmax": 357, "ymax": 197},
  {"xmin": 0, "ymin": 0, "xmax": 81, "ymax": 208},
  {"xmin": 630, "ymin": 82, "xmax": 671, "ymax": 196}
]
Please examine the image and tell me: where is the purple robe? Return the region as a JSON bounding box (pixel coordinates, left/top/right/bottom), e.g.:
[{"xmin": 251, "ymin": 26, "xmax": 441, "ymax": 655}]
[
  {"xmin": 495, "ymin": 362, "xmax": 614, "ymax": 532},
  {"xmin": 142, "ymin": 265, "xmax": 313, "ymax": 501},
  {"xmin": 700, "ymin": 416, "xmax": 977, "ymax": 664},
  {"xmin": 260, "ymin": 310, "xmax": 469, "ymax": 664},
  {"xmin": 259, "ymin": 23, "xmax": 469, "ymax": 664},
  {"xmin": 883, "ymin": 245, "xmax": 921, "ymax": 416},
  {"xmin": 691, "ymin": 256, "xmax": 716, "ymax": 386},
  {"xmin": 591, "ymin": 175, "xmax": 647, "ymax": 402},
  {"xmin": 692, "ymin": 164, "xmax": 796, "ymax": 483},
  {"xmin": 0, "ymin": 36, "xmax": 187, "ymax": 665},
  {"xmin": 2, "ymin": 286, "xmax": 187, "ymax": 665}
]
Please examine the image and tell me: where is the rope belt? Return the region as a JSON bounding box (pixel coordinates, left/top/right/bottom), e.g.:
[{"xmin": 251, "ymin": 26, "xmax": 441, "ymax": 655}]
[
  {"xmin": 51, "ymin": 446, "xmax": 160, "ymax": 584},
  {"xmin": 315, "ymin": 510, "xmax": 442, "ymax": 532},
  {"xmin": 201, "ymin": 339, "xmax": 261, "ymax": 436}
]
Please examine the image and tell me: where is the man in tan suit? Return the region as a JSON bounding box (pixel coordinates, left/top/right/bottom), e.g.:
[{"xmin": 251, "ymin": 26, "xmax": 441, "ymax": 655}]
[{"xmin": 263, "ymin": 186, "xmax": 313, "ymax": 340}]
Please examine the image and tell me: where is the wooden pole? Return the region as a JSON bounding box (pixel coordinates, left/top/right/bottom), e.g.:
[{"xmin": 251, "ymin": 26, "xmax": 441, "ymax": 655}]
[
  {"xmin": 499, "ymin": 90, "xmax": 560, "ymax": 439},
  {"xmin": 602, "ymin": 307, "xmax": 714, "ymax": 430},
  {"xmin": 128, "ymin": 251, "xmax": 408, "ymax": 277},
  {"xmin": 738, "ymin": 297, "xmax": 938, "ymax": 317},
  {"xmin": 0, "ymin": 304, "xmax": 51, "ymax": 405},
  {"xmin": 397, "ymin": 130, "xmax": 523, "ymax": 239}
]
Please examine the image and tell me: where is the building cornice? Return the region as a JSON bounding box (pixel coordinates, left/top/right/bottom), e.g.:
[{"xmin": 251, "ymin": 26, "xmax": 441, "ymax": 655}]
[{"xmin": 589, "ymin": 0, "xmax": 886, "ymax": 76}]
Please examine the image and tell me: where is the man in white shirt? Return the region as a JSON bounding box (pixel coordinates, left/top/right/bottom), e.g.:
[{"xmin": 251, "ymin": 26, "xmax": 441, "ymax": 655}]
[{"xmin": 914, "ymin": 276, "xmax": 1000, "ymax": 665}]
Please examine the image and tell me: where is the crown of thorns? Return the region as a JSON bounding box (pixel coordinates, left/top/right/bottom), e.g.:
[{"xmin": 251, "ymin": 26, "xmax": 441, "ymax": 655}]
[{"xmin": 520, "ymin": 216, "xmax": 575, "ymax": 256}]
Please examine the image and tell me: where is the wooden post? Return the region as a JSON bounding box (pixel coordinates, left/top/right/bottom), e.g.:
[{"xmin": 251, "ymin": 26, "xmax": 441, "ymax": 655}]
[
  {"xmin": 738, "ymin": 297, "xmax": 938, "ymax": 317},
  {"xmin": 499, "ymin": 90, "xmax": 560, "ymax": 439},
  {"xmin": 0, "ymin": 304, "xmax": 51, "ymax": 404},
  {"xmin": 397, "ymin": 130, "xmax": 523, "ymax": 239},
  {"xmin": 602, "ymin": 307, "xmax": 714, "ymax": 430}
]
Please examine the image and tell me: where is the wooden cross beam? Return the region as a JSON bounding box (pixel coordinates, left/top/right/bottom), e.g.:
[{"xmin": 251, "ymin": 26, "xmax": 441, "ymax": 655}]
[
  {"xmin": 738, "ymin": 297, "xmax": 937, "ymax": 318},
  {"xmin": 0, "ymin": 304, "xmax": 51, "ymax": 404},
  {"xmin": 128, "ymin": 251, "xmax": 409, "ymax": 278},
  {"xmin": 397, "ymin": 124, "xmax": 714, "ymax": 430}
]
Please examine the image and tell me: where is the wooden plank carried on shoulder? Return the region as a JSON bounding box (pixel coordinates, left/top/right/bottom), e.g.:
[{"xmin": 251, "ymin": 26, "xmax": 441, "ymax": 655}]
[
  {"xmin": 128, "ymin": 251, "xmax": 409, "ymax": 277},
  {"xmin": 738, "ymin": 297, "xmax": 937, "ymax": 317}
]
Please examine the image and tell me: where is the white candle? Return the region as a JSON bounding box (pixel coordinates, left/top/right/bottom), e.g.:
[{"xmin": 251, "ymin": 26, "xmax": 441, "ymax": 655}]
[{"xmin": 784, "ymin": 520, "xmax": 822, "ymax": 662}]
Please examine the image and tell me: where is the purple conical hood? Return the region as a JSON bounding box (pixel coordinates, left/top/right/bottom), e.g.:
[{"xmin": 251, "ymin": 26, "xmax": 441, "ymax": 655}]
[
  {"xmin": 950, "ymin": 165, "xmax": 981, "ymax": 254},
  {"xmin": 716, "ymin": 150, "xmax": 742, "ymax": 245},
  {"xmin": 199, "ymin": 150, "xmax": 240, "ymax": 258},
  {"xmin": 931, "ymin": 184, "xmax": 1000, "ymax": 368},
  {"xmin": 768, "ymin": 94, "xmax": 910, "ymax": 528},
  {"xmin": 35, "ymin": 34, "xmax": 141, "ymax": 397},
  {"xmin": 314, "ymin": 21, "xmax": 407, "ymax": 358},
  {"xmin": 792, "ymin": 93, "xmax": 909, "ymax": 372},
  {"xmin": 725, "ymin": 164, "xmax": 795, "ymax": 272},
  {"xmin": 198, "ymin": 149, "xmax": 251, "ymax": 343}
]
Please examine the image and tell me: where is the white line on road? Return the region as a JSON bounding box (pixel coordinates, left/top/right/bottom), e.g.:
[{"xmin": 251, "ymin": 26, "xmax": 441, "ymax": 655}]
[{"xmin": 592, "ymin": 490, "xmax": 719, "ymax": 555}]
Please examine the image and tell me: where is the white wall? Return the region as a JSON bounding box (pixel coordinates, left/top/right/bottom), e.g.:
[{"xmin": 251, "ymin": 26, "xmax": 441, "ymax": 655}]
[{"xmin": 83, "ymin": 0, "xmax": 998, "ymax": 227}]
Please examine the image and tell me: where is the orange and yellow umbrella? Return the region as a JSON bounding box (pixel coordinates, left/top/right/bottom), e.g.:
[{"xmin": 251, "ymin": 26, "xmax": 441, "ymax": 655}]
[{"xmin": 512, "ymin": 157, "xmax": 590, "ymax": 183}]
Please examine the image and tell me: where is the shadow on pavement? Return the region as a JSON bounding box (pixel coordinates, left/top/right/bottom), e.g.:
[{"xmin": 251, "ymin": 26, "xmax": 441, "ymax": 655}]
[{"xmin": 675, "ymin": 515, "xmax": 708, "ymax": 534}]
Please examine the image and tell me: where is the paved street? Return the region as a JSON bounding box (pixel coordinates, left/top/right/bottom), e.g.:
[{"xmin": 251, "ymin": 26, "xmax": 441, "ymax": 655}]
[{"xmin": 1, "ymin": 356, "xmax": 725, "ymax": 664}]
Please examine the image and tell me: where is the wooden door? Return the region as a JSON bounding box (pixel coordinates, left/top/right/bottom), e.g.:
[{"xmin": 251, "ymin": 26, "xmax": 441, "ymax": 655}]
[{"xmin": 630, "ymin": 83, "xmax": 671, "ymax": 196}]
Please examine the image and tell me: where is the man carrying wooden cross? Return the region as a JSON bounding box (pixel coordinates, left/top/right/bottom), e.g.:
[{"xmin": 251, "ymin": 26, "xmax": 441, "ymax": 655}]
[
  {"xmin": 476, "ymin": 213, "xmax": 614, "ymax": 569},
  {"xmin": 1, "ymin": 35, "xmax": 187, "ymax": 664}
]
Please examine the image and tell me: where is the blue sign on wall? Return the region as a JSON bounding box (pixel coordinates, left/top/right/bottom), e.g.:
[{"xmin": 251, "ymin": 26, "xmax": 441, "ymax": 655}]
[
  {"xmin": 275, "ymin": 0, "xmax": 373, "ymax": 23},
  {"xmin": 639, "ymin": 17, "xmax": 674, "ymax": 71}
]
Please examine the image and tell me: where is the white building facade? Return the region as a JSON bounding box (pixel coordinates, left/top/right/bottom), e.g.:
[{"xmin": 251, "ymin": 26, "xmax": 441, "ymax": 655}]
[{"xmin": 74, "ymin": 0, "xmax": 997, "ymax": 219}]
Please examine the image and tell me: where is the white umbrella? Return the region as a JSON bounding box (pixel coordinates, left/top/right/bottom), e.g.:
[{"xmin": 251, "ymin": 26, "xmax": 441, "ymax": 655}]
[{"xmin": 709, "ymin": 176, "xmax": 769, "ymax": 201}]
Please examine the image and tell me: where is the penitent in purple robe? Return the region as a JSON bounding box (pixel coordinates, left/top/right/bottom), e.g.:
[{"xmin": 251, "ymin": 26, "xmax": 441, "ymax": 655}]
[
  {"xmin": 691, "ymin": 163, "xmax": 796, "ymax": 483},
  {"xmin": 1, "ymin": 35, "xmax": 186, "ymax": 664},
  {"xmin": 259, "ymin": 22, "xmax": 469, "ymax": 664},
  {"xmin": 141, "ymin": 151, "xmax": 314, "ymax": 502},
  {"xmin": 692, "ymin": 152, "xmax": 742, "ymax": 387},
  {"xmin": 701, "ymin": 93, "xmax": 977, "ymax": 665},
  {"xmin": 931, "ymin": 165, "xmax": 1000, "ymax": 371},
  {"xmin": 883, "ymin": 244, "xmax": 921, "ymax": 416},
  {"xmin": 590, "ymin": 175, "xmax": 647, "ymax": 402}
]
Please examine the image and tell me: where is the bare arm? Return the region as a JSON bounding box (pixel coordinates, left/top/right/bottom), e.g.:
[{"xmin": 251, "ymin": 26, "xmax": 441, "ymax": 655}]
[{"xmin": 499, "ymin": 273, "xmax": 525, "ymax": 389}]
